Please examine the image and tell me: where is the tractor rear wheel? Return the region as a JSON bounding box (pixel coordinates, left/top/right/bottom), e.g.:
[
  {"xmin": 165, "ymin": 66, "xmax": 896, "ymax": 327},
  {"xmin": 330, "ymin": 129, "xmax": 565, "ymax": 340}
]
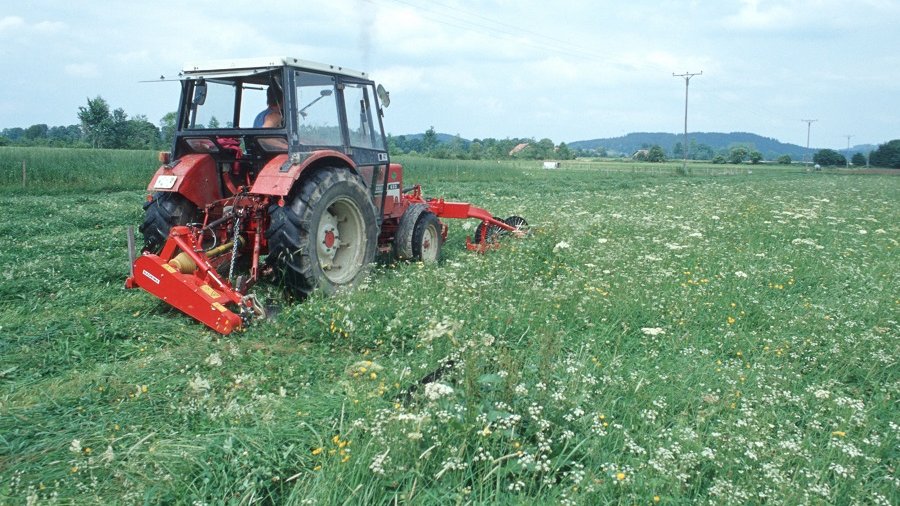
[
  {"xmin": 139, "ymin": 192, "xmax": 198, "ymax": 253},
  {"xmin": 266, "ymin": 167, "xmax": 378, "ymax": 298}
]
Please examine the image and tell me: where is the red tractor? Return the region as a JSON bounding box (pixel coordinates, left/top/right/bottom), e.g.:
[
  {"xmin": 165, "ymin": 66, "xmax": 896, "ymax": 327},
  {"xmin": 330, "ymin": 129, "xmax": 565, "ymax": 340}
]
[{"xmin": 126, "ymin": 57, "xmax": 525, "ymax": 334}]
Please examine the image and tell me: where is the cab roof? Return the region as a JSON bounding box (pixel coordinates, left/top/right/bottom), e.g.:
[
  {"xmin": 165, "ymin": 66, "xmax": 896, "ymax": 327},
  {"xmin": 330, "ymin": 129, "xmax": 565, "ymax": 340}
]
[{"xmin": 181, "ymin": 57, "xmax": 370, "ymax": 80}]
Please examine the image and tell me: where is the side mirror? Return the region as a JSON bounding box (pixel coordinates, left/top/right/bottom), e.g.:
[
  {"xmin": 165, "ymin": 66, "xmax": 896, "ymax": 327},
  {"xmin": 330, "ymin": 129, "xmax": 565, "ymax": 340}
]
[
  {"xmin": 192, "ymin": 80, "xmax": 207, "ymax": 106},
  {"xmin": 377, "ymin": 84, "xmax": 390, "ymax": 108}
]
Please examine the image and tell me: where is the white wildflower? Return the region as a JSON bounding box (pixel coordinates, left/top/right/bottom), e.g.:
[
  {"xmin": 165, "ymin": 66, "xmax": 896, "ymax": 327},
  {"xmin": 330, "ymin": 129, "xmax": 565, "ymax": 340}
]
[
  {"xmin": 641, "ymin": 327, "xmax": 666, "ymax": 337},
  {"xmin": 553, "ymin": 241, "xmax": 571, "ymax": 252},
  {"xmin": 734, "ymin": 271, "xmax": 748, "ymax": 278},
  {"xmin": 205, "ymin": 352, "xmax": 223, "ymax": 367},
  {"xmin": 189, "ymin": 374, "xmax": 211, "ymax": 393},
  {"xmin": 424, "ymin": 382, "xmax": 454, "ymax": 401},
  {"xmin": 69, "ymin": 439, "xmax": 82, "ymax": 453}
]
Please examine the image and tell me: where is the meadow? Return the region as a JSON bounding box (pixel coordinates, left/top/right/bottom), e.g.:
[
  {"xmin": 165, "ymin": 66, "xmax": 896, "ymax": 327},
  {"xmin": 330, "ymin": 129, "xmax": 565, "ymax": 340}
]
[{"xmin": 0, "ymin": 149, "xmax": 897, "ymax": 504}]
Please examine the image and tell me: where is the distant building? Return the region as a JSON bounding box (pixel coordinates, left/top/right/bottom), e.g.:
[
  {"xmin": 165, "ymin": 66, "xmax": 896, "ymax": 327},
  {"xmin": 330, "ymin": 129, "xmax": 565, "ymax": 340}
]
[{"xmin": 543, "ymin": 161, "xmax": 560, "ymax": 169}]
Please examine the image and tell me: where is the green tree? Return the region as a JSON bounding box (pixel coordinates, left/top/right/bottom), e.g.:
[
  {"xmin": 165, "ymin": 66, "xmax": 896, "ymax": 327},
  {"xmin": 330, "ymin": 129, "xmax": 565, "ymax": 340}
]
[
  {"xmin": 469, "ymin": 140, "xmax": 484, "ymax": 159},
  {"xmin": 868, "ymin": 140, "xmax": 900, "ymax": 168},
  {"xmin": 24, "ymin": 124, "xmax": 49, "ymax": 141},
  {"xmin": 557, "ymin": 142, "xmax": 573, "ymax": 160},
  {"xmin": 813, "ymin": 149, "xmax": 846, "ymax": 167},
  {"xmin": 422, "ymin": 126, "xmax": 438, "ymax": 154},
  {"xmin": 776, "ymin": 155, "xmax": 792, "ymax": 165},
  {"xmin": 78, "ymin": 96, "xmax": 112, "ymax": 148},
  {"xmin": 850, "ymin": 152, "xmax": 867, "ymax": 167},
  {"xmin": 127, "ymin": 115, "xmax": 161, "ymax": 149},
  {"xmin": 107, "ymin": 108, "xmax": 130, "ymax": 148},
  {"xmin": 749, "ymin": 151, "xmax": 763, "ymax": 164},
  {"xmin": 694, "ymin": 143, "xmax": 714, "ymax": 160},
  {"xmin": 647, "ymin": 145, "xmax": 666, "ymax": 163},
  {"xmin": 728, "ymin": 147, "xmax": 748, "ymax": 164},
  {"xmin": 160, "ymin": 112, "xmax": 177, "ymax": 148}
]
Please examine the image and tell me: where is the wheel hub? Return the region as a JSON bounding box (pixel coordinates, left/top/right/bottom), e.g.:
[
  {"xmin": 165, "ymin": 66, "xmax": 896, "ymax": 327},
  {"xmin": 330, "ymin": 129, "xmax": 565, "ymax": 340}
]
[{"xmin": 318, "ymin": 212, "xmax": 341, "ymax": 260}]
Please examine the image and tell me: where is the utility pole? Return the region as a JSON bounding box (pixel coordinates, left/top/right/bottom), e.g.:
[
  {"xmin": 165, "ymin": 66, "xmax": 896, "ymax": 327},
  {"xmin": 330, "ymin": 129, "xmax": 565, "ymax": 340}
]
[
  {"xmin": 673, "ymin": 71, "xmax": 702, "ymax": 173},
  {"xmin": 844, "ymin": 134, "xmax": 853, "ymax": 168},
  {"xmin": 801, "ymin": 119, "xmax": 817, "ymax": 166}
]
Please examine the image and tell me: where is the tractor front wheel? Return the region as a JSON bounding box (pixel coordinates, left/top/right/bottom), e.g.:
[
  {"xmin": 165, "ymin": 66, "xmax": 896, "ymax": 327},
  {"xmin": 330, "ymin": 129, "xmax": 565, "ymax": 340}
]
[
  {"xmin": 139, "ymin": 192, "xmax": 198, "ymax": 253},
  {"xmin": 266, "ymin": 167, "xmax": 378, "ymax": 298}
]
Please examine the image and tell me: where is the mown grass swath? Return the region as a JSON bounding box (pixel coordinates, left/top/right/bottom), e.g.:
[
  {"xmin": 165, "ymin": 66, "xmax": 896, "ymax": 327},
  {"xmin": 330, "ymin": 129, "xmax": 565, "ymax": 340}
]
[{"xmin": 0, "ymin": 150, "xmax": 897, "ymax": 504}]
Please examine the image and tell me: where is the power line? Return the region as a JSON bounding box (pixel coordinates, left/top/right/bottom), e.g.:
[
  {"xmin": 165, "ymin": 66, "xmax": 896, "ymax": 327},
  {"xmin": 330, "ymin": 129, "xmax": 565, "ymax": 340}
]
[
  {"xmin": 844, "ymin": 134, "xmax": 853, "ymax": 168},
  {"xmin": 801, "ymin": 119, "xmax": 817, "ymax": 165},
  {"xmin": 673, "ymin": 71, "xmax": 701, "ymax": 173}
]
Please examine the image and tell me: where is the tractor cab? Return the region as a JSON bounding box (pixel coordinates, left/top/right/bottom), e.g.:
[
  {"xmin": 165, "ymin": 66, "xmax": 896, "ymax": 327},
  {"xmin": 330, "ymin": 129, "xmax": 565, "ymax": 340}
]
[{"xmin": 171, "ymin": 57, "xmax": 390, "ymax": 187}]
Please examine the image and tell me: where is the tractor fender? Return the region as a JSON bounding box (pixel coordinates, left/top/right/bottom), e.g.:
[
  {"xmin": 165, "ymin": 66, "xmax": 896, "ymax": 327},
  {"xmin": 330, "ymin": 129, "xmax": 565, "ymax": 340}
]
[
  {"xmin": 250, "ymin": 151, "xmax": 356, "ymax": 197},
  {"xmin": 147, "ymin": 154, "xmax": 222, "ymax": 208}
]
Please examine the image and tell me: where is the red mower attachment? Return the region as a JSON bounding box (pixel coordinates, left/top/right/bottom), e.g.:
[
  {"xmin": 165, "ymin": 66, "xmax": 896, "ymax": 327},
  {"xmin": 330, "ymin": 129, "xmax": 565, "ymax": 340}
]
[
  {"xmin": 400, "ymin": 185, "xmax": 528, "ymax": 253},
  {"xmin": 126, "ymin": 225, "xmax": 265, "ymax": 335}
]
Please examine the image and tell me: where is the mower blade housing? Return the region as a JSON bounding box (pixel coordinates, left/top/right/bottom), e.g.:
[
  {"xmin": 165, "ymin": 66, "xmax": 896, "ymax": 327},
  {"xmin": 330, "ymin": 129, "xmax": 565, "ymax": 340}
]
[{"xmin": 129, "ymin": 253, "xmax": 244, "ymax": 335}]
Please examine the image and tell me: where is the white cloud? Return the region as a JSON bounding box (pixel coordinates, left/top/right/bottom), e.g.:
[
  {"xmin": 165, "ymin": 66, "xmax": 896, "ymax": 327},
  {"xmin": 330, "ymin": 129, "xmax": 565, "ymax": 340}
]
[{"xmin": 0, "ymin": 16, "xmax": 25, "ymax": 32}]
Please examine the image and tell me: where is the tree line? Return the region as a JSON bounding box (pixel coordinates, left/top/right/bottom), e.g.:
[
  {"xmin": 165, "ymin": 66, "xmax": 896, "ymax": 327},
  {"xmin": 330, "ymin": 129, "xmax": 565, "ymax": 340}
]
[
  {"xmin": 2, "ymin": 98, "xmax": 899, "ymax": 168},
  {"xmin": 630, "ymin": 142, "xmax": 900, "ymax": 168},
  {"xmin": 387, "ymin": 127, "xmax": 577, "ymax": 161},
  {"xmin": 0, "ymin": 96, "xmax": 175, "ymax": 150}
]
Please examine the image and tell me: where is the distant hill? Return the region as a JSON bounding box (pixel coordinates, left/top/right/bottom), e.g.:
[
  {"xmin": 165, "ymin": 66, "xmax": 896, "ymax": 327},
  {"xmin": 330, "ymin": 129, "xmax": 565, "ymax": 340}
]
[
  {"xmin": 393, "ymin": 131, "xmax": 876, "ymax": 161},
  {"xmin": 568, "ymin": 132, "xmax": 822, "ymax": 160}
]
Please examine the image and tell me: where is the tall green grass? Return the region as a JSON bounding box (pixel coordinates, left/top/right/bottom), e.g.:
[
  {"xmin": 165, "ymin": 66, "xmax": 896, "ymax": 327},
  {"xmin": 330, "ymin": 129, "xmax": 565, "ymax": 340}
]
[
  {"xmin": 0, "ymin": 147, "xmax": 159, "ymax": 194},
  {"xmin": 1, "ymin": 157, "xmax": 897, "ymax": 504}
]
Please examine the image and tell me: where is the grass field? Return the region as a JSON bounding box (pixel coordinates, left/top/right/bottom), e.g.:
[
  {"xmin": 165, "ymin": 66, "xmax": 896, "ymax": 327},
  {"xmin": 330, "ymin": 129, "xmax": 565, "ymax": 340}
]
[{"xmin": 1, "ymin": 152, "xmax": 898, "ymax": 504}]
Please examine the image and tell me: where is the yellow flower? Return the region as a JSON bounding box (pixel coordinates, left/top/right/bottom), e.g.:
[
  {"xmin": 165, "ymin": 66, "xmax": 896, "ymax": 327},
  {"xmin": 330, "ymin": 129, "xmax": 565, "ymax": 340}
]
[
  {"xmin": 832, "ymin": 431, "xmax": 846, "ymax": 438},
  {"xmin": 311, "ymin": 447, "xmax": 323, "ymax": 455},
  {"xmin": 654, "ymin": 496, "xmax": 661, "ymax": 503},
  {"xmin": 616, "ymin": 472, "xmax": 626, "ymax": 481}
]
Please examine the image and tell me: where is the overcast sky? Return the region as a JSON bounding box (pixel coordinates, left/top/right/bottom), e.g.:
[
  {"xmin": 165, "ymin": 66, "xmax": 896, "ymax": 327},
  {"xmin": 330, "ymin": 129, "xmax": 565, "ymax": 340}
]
[{"xmin": 1, "ymin": 0, "xmax": 898, "ymax": 149}]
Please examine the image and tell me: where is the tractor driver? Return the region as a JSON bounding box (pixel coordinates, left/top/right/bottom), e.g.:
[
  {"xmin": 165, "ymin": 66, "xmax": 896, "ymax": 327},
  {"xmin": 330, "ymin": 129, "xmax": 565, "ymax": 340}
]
[{"xmin": 253, "ymin": 85, "xmax": 283, "ymax": 128}]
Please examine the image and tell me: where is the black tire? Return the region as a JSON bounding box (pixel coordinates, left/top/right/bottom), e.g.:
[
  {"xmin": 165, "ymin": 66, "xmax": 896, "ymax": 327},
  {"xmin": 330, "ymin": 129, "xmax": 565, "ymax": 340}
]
[
  {"xmin": 392, "ymin": 203, "xmax": 430, "ymax": 260},
  {"xmin": 472, "ymin": 218, "xmax": 501, "ymax": 245},
  {"xmin": 139, "ymin": 192, "xmax": 198, "ymax": 253},
  {"xmin": 411, "ymin": 212, "xmax": 442, "ymax": 263},
  {"xmin": 266, "ymin": 167, "xmax": 378, "ymax": 298}
]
